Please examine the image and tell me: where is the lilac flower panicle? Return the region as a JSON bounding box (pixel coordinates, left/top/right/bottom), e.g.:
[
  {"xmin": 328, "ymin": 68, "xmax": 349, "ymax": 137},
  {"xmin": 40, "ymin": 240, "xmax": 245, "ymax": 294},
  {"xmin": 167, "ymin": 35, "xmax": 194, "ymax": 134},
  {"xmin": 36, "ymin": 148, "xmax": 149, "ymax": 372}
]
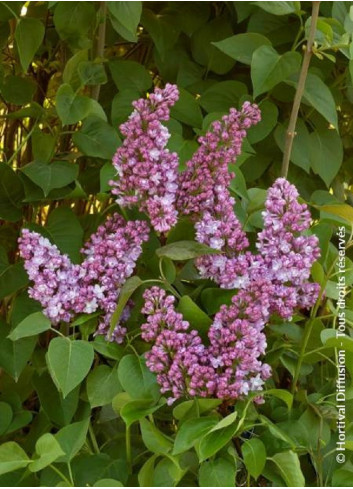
[
  {"xmin": 194, "ymin": 177, "xmax": 321, "ymax": 321},
  {"xmin": 176, "ymin": 102, "xmax": 261, "ymax": 284},
  {"xmin": 19, "ymin": 229, "xmax": 81, "ymax": 324},
  {"xmin": 177, "ymin": 102, "xmax": 261, "ymax": 217},
  {"xmin": 141, "ymin": 287, "xmax": 271, "ymax": 404},
  {"xmin": 110, "ymin": 84, "xmax": 180, "ymax": 233},
  {"xmin": 19, "ymin": 214, "xmax": 149, "ymax": 343}
]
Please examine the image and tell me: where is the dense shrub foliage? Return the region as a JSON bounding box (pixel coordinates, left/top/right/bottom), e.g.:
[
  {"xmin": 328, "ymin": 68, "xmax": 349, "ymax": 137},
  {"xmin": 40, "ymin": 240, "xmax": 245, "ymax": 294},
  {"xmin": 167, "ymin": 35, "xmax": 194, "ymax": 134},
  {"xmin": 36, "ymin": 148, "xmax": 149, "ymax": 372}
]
[{"xmin": 0, "ymin": 1, "xmax": 353, "ymax": 487}]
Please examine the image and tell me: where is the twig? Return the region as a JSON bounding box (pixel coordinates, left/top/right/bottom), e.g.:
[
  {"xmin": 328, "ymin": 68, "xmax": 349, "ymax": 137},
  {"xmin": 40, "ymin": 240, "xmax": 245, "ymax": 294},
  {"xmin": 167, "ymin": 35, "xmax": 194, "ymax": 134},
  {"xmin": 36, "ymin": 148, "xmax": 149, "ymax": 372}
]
[
  {"xmin": 91, "ymin": 2, "xmax": 107, "ymax": 101},
  {"xmin": 281, "ymin": 1, "xmax": 321, "ymax": 178}
]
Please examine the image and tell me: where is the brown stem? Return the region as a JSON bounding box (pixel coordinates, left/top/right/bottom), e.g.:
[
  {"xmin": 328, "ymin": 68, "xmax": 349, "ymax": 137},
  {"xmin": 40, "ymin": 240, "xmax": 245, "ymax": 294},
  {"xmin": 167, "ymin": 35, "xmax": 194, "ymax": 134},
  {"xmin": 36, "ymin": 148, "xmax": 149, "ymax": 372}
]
[
  {"xmin": 91, "ymin": 1, "xmax": 107, "ymax": 101},
  {"xmin": 280, "ymin": 1, "xmax": 321, "ymax": 178}
]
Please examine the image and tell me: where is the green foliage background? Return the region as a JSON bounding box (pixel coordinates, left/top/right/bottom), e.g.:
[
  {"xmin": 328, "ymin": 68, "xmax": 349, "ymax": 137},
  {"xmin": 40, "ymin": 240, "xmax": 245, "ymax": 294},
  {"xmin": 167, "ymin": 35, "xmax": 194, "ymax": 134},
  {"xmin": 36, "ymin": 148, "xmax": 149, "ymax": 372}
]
[{"xmin": 0, "ymin": 1, "xmax": 353, "ymax": 487}]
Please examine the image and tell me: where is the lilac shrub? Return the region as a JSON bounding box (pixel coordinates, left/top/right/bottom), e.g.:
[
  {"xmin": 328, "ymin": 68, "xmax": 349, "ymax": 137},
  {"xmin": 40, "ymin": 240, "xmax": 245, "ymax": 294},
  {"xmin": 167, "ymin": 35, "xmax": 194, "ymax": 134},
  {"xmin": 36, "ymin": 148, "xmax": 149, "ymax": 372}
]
[{"xmin": 19, "ymin": 83, "xmax": 321, "ymax": 403}]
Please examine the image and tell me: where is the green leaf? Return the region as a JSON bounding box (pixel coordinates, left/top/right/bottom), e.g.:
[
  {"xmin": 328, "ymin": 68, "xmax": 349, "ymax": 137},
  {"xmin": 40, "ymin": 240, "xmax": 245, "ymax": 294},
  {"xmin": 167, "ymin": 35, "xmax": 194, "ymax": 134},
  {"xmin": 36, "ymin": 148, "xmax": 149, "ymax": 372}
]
[
  {"xmin": 138, "ymin": 454, "xmax": 158, "ymax": 487},
  {"xmin": 32, "ymin": 371, "xmax": 79, "ymax": 426},
  {"xmin": 99, "ymin": 162, "xmax": 116, "ymax": 193},
  {"xmin": 200, "ymin": 288, "xmax": 235, "ymax": 315},
  {"xmin": 270, "ymin": 451, "xmax": 305, "ymax": 487},
  {"xmin": 140, "ymin": 418, "xmax": 173, "ymax": 454},
  {"xmin": 309, "ymin": 128, "xmax": 343, "ymax": 186},
  {"xmin": 46, "ymin": 338, "xmax": 94, "ymax": 398},
  {"xmin": 177, "ymin": 296, "xmax": 212, "ymax": 339},
  {"xmin": 260, "ymin": 415, "xmax": 296, "ymax": 448},
  {"xmin": 321, "ymin": 330, "xmax": 353, "ymax": 353},
  {"xmin": 199, "ymin": 412, "xmax": 238, "ymax": 461},
  {"xmin": 87, "ymin": 365, "xmax": 122, "ymax": 408},
  {"xmin": 8, "ymin": 311, "xmax": 51, "ymax": 341},
  {"xmin": 0, "ymin": 163, "xmax": 24, "ymax": 222},
  {"xmin": 332, "ymin": 468, "xmax": 353, "ymax": 487},
  {"xmin": 109, "ymin": 60, "xmax": 151, "ymax": 93},
  {"xmin": 170, "ymin": 87, "xmax": 202, "ymax": 128},
  {"xmin": 213, "ymin": 33, "xmax": 271, "ymax": 65},
  {"xmin": 316, "ymin": 204, "xmax": 353, "ymax": 225},
  {"xmin": 55, "ymin": 418, "xmax": 90, "ymax": 463},
  {"xmin": 46, "ymin": 207, "xmax": 83, "ymax": 263},
  {"xmin": 199, "ymin": 81, "xmax": 248, "ymax": 113},
  {"xmin": 252, "ymin": 1, "xmax": 298, "ymax": 15},
  {"xmin": 29, "ymin": 434, "xmax": 65, "ymax": 473},
  {"xmin": 199, "ymin": 458, "xmax": 236, "ymax": 487},
  {"xmin": 247, "ymin": 100, "xmax": 278, "ymax": 144},
  {"xmin": 94, "ymin": 480, "xmax": 123, "ymax": 487},
  {"xmin": 92, "ymin": 336, "xmax": 124, "ymax": 361},
  {"xmin": 15, "ymin": 18, "xmax": 45, "ymax": 71},
  {"xmin": 191, "ymin": 17, "xmax": 235, "ymax": 75},
  {"xmin": 0, "ymin": 402, "xmax": 12, "ymax": 436},
  {"xmin": 109, "ymin": 276, "xmax": 142, "ymax": 338},
  {"xmin": 32, "ymin": 130, "xmax": 56, "ymax": 163},
  {"xmin": 0, "ymin": 261, "xmax": 28, "ymax": 301},
  {"xmin": 264, "ymin": 389, "xmax": 293, "ymax": 409},
  {"xmin": 156, "ymin": 241, "xmax": 218, "ymax": 261},
  {"xmin": 242, "ymin": 438, "xmax": 266, "ymax": 479},
  {"xmin": 160, "ymin": 257, "xmax": 176, "ymax": 284},
  {"xmin": 251, "ymin": 46, "xmax": 301, "ymax": 97},
  {"xmin": 53, "ymin": 2, "xmax": 95, "ymax": 42},
  {"xmin": 117, "ymin": 354, "xmax": 159, "ymax": 401},
  {"xmin": 78, "ymin": 61, "xmax": 107, "ymax": 86},
  {"xmin": 111, "ymin": 89, "xmax": 140, "ymax": 127},
  {"xmin": 173, "ymin": 399, "xmax": 221, "ymax": 421},
  {"xmin": 120, "ymin": 399, "xmax": 163, "ymax": 427},
  {"xmin": 73, "ymin": 116, "xmax": 120, "ymax": 159},
  {"xmin": 108, "ymin": 2, "xmax": 142, "ymax": 42},
  {"xmin": 141, "ymin": 9, "xmax": 179, "ymax": 61},
  {"xmin": 0, "ymin": 321, "xmax": 36, "ymax": 381},
  {"xmin": 21, "ymin": 161, "xmax": 78, "ymax": 197},
  {"xmin": 0, "ymin": 75, "xmax": 36, "ymax": 105},
  {"xmin": 63, "ymin": 49, "xmax": 88, "ymax": 90},
  {"xmin": 173, "ymin": 416, "xmax": 218, "ymax": 455},
  {"xmin": 56, "ymin": 84, "xmax": 91, "ymax": 125},
  {"xmin": 287, "ymin": 73, "xmax": 338, "ymax": 128},
  {"xmin": 0, "ymin": 442, "xmax": 30, "ymax": 476}
]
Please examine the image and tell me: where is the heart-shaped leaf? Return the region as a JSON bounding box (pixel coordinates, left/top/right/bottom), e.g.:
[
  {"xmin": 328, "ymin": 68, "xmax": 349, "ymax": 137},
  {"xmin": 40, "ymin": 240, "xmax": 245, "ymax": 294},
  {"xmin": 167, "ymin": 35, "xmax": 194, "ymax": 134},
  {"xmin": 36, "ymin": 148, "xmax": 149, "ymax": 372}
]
[{"xmin": 46, "ymin": 338, "xmax": 94, "ymax": 398}]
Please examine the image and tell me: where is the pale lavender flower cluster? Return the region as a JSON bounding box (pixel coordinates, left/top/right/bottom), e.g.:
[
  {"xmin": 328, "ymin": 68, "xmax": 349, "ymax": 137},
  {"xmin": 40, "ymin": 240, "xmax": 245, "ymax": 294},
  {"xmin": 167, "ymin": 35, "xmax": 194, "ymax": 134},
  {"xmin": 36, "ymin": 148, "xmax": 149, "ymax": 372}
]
[
  {"xmin": 110, "ymin": 84, "xmax": 179, "ymax": 233},
  {"xmin": 141, "ymin": 286, "xmax": 271, "ymax": 404},
  {"xmin": 19, "ymin": 229, "xmax": 83, "ymax": 324},
  {"xmin": 19, "ymin": 214, "xmax": 149, "ymax": 343}
]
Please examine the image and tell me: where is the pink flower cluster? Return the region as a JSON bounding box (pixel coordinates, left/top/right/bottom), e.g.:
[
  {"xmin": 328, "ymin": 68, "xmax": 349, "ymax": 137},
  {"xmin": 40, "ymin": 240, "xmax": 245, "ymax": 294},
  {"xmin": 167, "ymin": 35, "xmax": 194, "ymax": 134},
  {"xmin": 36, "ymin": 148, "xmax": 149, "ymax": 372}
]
[
  {"xmin": 19, "ymin": 214, "xmax": 149, "ymax": 342},
  {"xmin": 141, "ymin": 286, "xmax": 271, "ymax": 404},
  {"xmin": 110, "ymin": 84, "xmax": 179, "ymax": 233}
]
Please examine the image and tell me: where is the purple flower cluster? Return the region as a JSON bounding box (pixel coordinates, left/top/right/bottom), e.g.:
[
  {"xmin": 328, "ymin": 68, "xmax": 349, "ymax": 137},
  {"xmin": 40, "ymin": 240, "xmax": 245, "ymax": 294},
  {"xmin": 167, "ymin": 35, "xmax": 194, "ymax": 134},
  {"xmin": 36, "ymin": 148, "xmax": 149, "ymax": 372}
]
[
  {"xmin": 196, "ymin": 178, "xmax": 320, "ymax": 320},
  {"xmin": 175, "ymin": 102, "xmax": 261, "ymax": 285},
  {"xmin": 256, "ymin": 178, "xmax": 321, "ymax": 312},
  {"xmin": 110, "ymin": 84, "xmax": 179, "ymax": 233},
  {"xmin": 19, "ymin": 214, "xmax": 149, "ymax": 342},
  {"xmin": 177, "ymin": 102, "xmax": 261, "ymax": 217},
  {"xmin": 141, "ymin": 286, "xmax": 271, "ymax": 404}
]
